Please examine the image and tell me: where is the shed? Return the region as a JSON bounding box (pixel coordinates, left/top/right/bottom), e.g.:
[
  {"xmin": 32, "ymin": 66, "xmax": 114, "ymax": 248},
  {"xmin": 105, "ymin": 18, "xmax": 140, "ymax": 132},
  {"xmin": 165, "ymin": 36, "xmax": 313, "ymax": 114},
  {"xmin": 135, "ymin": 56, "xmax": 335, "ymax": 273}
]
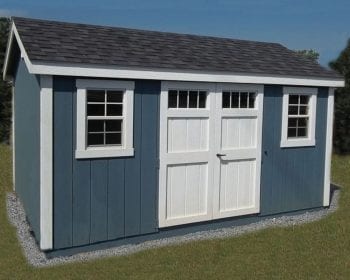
[{"xmin": 3, "ymin": 17, "xmax": 344, "ymax": 254}]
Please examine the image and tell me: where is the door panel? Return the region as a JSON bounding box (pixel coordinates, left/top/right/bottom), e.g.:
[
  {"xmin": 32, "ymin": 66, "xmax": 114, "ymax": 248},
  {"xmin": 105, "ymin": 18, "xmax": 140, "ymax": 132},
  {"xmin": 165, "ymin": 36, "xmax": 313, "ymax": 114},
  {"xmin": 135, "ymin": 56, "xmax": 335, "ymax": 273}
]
[
  {"xmin": 167, "ymin": 118, "xmax": 209, "ymax": 152},
  {"xmin": 219, "ymin": 160, "xmax": 256, "ymax": 212},
  {"xmin": 159, "ymin": 82, "xmax": 216, "ymax": 227},
  {"xmin": 213, "ymin": 84, "xmax": 263, "ymax": 219},
  {"xmin": 166, "ymin": 163, "xmax": 208, "ymax": 219}
]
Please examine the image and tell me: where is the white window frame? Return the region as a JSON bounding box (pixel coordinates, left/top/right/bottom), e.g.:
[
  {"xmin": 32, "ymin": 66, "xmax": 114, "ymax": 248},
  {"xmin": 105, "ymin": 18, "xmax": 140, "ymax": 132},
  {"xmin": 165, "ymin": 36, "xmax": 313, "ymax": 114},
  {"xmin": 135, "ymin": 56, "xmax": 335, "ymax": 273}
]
[
  {"xmin": 281, "ymin": 86, "xmax": 317, "ymax": 148},
  {"xmin": 75, "ymin": 79, "xmax": 134, "ymax": 158}
]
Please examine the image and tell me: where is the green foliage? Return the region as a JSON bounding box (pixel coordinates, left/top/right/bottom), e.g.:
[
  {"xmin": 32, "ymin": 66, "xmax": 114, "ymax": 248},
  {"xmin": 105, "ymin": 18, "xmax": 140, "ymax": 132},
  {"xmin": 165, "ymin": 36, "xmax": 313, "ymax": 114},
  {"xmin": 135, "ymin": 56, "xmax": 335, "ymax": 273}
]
[
  {"xmin": 0, "ymin": 17, "xmax": 11, "ymax": 144},
  {"xmin": 330, "ymin": 39, "xmax": 350, "ymax": 154},
  {"xmin": 295, "ymin": 49, "xmax": 320, "ymax": 62}
]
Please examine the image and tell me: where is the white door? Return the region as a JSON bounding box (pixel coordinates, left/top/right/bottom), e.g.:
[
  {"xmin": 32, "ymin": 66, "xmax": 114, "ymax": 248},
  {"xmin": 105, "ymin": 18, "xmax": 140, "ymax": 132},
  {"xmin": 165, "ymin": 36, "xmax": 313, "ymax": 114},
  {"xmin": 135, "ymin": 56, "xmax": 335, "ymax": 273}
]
[
  {"xmin": 159, "ymin": 82, "xmax": 263, "ymax": 228},
  {"xmin": 212, "ymin": 84, "xmax": 263, "ymax": 219}
]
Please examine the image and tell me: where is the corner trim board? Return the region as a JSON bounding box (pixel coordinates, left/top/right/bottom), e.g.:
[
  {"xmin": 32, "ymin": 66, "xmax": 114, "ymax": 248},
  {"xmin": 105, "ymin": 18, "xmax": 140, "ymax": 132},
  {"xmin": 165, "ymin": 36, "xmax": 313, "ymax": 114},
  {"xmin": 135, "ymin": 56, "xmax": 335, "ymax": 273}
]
[
  {"xmin": 40, "ymin": 75, "xmax": 53, "ymax": 250},
  {"xmin": 12, "ymin": 85, "xmax": 15, "ymax": 190},
  {"xmin": 323, "ymin": 88, "xmax": 335, "ymax": 206}
]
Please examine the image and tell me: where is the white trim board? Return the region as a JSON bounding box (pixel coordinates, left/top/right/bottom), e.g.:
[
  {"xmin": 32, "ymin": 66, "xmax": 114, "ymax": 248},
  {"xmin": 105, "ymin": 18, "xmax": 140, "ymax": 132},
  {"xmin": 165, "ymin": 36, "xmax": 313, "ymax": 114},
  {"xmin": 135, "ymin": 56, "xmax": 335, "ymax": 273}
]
[
  {"xmin": 12, "ymin": 85, "xmax": 15, "ymax": 191},
  {"xmin": 323, "ymin": 88, "xmax": 335, "ymax": 206},
  {"xmin": 40, "ymin": 75, "xmax": 53, "ymax": 250},
  {"xmin": 2, "ymin": 24, "xmax": 345, "ymax": 88}
]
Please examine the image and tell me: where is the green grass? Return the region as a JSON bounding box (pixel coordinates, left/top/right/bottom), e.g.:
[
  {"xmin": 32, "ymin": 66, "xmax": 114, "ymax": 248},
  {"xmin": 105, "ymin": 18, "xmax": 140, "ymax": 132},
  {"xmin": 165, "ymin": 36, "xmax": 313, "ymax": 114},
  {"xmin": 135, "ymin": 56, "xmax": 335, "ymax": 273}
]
[{"xmin": 0, "ymin": 144, "xmax": 350, "ymax": 279}]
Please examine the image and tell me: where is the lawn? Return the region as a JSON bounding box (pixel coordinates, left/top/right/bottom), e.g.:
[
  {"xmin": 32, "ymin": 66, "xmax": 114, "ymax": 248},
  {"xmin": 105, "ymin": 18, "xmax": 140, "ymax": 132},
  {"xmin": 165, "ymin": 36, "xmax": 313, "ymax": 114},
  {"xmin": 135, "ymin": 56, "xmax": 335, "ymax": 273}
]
[{"xmin": 0, "ymin": 144, "xmax": 349, "ymax": 279}]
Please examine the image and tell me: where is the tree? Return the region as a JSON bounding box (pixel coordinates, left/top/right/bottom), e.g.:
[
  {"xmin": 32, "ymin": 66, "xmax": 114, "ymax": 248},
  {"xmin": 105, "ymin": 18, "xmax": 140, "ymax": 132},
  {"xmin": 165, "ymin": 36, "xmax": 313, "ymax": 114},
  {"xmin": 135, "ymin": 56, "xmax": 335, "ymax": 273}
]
[
  {"xmin": 0, "ymin": 17, "xmax": 11, "ymax": 144},
  {"xmin": 295, "ymin": 49, "xmax": 320, "ymax": 62},
  {"xmin": 329, "ymin": 40, "xmax": 350, "ymax": 154}
]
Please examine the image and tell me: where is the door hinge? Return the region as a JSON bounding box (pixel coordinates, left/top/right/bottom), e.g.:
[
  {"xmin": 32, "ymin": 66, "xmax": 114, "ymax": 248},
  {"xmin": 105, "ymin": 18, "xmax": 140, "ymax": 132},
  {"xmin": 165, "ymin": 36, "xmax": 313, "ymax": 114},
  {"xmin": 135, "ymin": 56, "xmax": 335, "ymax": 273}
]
[{"xmin": 156, "ymin": 158, "xmax": 160, "ymax": 169}]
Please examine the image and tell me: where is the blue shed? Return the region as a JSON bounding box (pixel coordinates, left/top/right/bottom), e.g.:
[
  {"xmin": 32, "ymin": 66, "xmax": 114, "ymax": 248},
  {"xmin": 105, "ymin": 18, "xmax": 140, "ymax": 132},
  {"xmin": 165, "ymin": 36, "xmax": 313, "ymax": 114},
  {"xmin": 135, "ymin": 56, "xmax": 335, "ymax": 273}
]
[{"xmin": 3, "ymin": 17, "xmax": 344, "ymax": 254}]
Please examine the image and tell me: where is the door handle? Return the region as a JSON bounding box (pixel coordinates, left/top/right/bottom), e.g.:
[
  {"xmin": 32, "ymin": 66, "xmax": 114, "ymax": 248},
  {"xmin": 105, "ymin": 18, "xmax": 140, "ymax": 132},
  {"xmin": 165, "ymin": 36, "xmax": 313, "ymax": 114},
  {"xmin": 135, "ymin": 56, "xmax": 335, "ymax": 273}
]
[{"xmin": 216, "ymin": 153, "xmax": 227, "ymax": 157}]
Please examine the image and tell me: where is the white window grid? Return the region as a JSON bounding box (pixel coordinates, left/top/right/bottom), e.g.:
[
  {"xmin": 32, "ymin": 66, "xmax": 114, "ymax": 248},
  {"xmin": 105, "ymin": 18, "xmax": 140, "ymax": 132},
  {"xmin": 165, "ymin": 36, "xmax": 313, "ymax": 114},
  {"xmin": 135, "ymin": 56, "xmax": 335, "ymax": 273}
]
[
  {"xmin": 86, "ymin": 89, "xmax": 124, "ymax": 147},
  {"xmin": 168, "ymin": 89, "xmax": 208, "ymax": 109},
  {"xmin": 287, "ymin": 94, "xmax": 310, "ymax": 138},
  {"xmin": 222, "ymin": 91, "xmax": 257, "ymax": 109}
]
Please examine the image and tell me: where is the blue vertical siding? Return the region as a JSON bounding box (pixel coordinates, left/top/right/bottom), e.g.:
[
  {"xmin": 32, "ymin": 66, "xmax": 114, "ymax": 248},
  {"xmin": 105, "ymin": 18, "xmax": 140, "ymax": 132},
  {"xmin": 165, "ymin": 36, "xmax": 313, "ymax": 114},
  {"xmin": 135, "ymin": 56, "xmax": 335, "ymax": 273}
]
[
  {"xmin": 53, "ymin": 77, "xmax": 74, "ymax": 248},
  {"xmin": 53, "ymin": 78, "xmax": 160, "ymax": 249},
  {"xmin": 260, "ymin": 86, "xmax": 328, "ymax": 215},
  {"xmin": 14, "ymin": 59, "xmax": 41, "ymax": 241}
]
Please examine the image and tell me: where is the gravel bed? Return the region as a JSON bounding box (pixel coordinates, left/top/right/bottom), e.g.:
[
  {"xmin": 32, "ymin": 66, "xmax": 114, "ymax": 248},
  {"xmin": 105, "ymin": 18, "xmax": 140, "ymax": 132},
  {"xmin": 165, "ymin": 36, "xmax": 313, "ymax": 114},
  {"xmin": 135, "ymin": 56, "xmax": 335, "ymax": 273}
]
[{"xmin": 6, "ymin": 188, "xmax": 340, "ymax": 268}]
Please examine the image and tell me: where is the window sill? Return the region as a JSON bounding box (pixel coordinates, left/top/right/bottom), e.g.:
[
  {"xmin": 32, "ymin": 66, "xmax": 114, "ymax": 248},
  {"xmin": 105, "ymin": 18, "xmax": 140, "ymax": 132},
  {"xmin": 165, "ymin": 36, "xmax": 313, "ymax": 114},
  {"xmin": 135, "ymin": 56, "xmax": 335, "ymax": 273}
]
[
  {"xmin": 75, "ymin": 147, "xmax": 134, "ymax": 159},
  {"xmin": 280, "ymin": 138, "xmax": 315, "ymax": 148}
]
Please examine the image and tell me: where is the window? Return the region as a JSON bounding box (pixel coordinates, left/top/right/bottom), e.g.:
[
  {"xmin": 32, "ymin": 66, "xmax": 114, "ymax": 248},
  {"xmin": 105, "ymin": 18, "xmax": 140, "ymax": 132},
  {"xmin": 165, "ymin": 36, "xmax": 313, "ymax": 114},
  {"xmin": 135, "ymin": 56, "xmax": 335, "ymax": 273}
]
[
  {"xmin": 168, "ymin": 89, "xmax": 207, "ymax": 109},
  {"xmin": 222, "ymin": 91, "xmax": 256, "ymax": 109},
  {"xmin": 87, "ymin": 90, "xmax": 123, "ymax": 146},
  {"xmin": 281, "ymin": 87, "xmax": 317, "ymax": 148},
  {"xmin": 287, "ymin": 94, "xmax": 309, "ymax": 138},
  {"xmin": 76, "ymin": 79, "xmax": 134, "ymax": 158}
]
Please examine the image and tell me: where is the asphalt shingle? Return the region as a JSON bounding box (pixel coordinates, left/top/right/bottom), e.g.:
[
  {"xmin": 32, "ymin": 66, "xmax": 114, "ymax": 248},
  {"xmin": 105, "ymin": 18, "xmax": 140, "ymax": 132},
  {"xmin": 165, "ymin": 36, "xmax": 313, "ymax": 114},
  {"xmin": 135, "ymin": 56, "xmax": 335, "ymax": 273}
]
[{"xmin": 12, "ymin": 17, "xmax": 341, "ymax": 79}]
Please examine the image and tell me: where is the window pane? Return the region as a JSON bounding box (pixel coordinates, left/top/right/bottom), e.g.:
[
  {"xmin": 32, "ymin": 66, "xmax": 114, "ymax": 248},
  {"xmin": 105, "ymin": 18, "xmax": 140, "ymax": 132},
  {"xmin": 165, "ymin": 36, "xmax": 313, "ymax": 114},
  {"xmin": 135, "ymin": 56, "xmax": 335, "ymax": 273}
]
[
  {"xmin": 189, "ymin": 91, "xmax": 198, "ymax": 108},
  {"xmin": 106, "ymin": 120, "xmax": 122, "ymax": 132},
  {"xmin": 288, "ymin": 105, "xmax": 298, "ymax": 115},
  {"xmin": 178, "ymin": 91, "xmax": 188, "ymax": 108},
  {"xmin": 88, "ymin": 120, "xmax": 104, "ymax": 132},
  {"xmin": 87, "ymin": 90, "xmax": 105, "ymax": 102},
  {"xmin": 288, "ymin": 118, "xmax": 297, "ymax": 127},
  {"xmin": 198, "ymin": 91, "xmax": 207, "ymax": 108},
  {"xmin": 168, "ymin": 90, "xmax": 178, "ymax": 108},
  {"xmin": 299, "ymin": 95, "xmax": 309, "ymax": 105},
  {"xmin": 87, "ymin": 104, "xmax": 105, "ymax": 116},
  {"xmin": 289, "ymin": 95, "xmax": 299, "ymax": 105},
  {"xmin": 240, "ymin": 92, "xmax": 248, "ymax": 108},
  {"xmin": 107, "ymin": 104, "xmax": 123, "ymax": 116},
  {"xmin": 298, "ymin": 117, "xmax": 308, "ymax": 127},
  {"xmin": 232, "ymin": 93, "xmax": 239, "ymax": 108},
  {"xmin": 297, "ymin": 127, "xmax": 307, "ymax": 137},
  {"xmin": 88, "ymin": 133, "xmax": 104, "ymax": 146},
  {"xmin": 106, "ymin": 132, "xmax": 122, "ymax": 145},
  {"xmin": 299, "ymin": 105, "xmax": 308, "ymax": 115},
  {"xmin": 107, "ymin": 90, "xmax": 123, "ymax": 102},
  {"xmin": 248, "ymin": 92, "xmax": 255, "ymax": 108},
  {"xmin": 222, "ymin": 92, "xmax": 230, "ymax": 108},
  {"xmin": 288, "ymin": 128, "xmax": 297, "ymax": 138}
]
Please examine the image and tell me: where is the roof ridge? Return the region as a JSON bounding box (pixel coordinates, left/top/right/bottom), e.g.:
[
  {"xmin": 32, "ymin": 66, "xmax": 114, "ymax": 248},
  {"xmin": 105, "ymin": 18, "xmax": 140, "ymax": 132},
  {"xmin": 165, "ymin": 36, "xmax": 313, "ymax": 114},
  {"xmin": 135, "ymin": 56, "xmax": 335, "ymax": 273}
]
[{"xmin": 11, "ymin": 16, "xmax": 284, "ymax": 47}]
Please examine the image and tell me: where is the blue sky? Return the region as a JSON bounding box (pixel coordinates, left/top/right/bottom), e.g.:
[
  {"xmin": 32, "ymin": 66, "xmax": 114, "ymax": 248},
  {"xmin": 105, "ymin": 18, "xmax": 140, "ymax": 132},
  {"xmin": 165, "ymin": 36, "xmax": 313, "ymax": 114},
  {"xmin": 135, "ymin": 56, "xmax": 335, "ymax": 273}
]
[{"xmin": 1, "ymin": 0, "xmax": 349, "ymax": 66}]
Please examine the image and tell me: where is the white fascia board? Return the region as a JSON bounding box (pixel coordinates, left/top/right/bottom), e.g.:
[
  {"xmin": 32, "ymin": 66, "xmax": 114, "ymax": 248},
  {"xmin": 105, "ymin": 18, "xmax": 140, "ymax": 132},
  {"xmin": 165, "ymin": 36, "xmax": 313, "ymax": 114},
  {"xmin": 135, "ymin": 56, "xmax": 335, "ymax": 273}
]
[
  {"xmin": 3, "ymin": 23, "xmax": 33, "ymax": 81},
  {"xmin": 40, "ymin": 75, "xmax": 53, "ymax": 250},
  {"xmin": 2, "ymin": 22, "xmax": 15, "ymax": 81},
  {"xmin": 28, "ymin": 61, "xmax": 345, "ymax": 88}
]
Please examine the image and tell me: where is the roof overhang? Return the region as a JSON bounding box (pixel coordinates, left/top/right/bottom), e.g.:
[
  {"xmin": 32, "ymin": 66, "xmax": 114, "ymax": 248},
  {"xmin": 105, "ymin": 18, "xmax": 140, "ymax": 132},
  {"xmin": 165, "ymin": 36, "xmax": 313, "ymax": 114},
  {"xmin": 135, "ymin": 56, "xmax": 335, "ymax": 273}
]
[{"xmin": 3, "ymin": 23, "xmax": 345, "ymax": 88}]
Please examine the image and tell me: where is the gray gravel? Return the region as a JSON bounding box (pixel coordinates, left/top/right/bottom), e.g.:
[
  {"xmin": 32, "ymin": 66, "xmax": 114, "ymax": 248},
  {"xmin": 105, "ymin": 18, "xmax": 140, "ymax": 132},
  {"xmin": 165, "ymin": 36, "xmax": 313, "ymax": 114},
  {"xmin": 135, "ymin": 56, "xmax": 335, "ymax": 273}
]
[{"xmin": 6, "ymin": 189, "xmax": 340, "ymax": 267}]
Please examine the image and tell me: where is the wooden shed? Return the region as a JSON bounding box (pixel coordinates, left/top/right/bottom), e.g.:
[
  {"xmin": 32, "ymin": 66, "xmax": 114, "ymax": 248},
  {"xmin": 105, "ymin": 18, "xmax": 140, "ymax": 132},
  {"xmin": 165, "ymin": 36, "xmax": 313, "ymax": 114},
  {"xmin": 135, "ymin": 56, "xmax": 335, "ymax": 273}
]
[{"xmin": 2, "ymin": 17, "xmax": 344, "ymax": 255}]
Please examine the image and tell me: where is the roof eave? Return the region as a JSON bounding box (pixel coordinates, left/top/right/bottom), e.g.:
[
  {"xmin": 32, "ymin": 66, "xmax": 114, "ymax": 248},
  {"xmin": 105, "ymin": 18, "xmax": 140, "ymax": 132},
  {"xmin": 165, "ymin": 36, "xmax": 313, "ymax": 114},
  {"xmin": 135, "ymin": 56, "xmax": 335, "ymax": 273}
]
[{"xmin": 28, "ymin": 60, "xmax": 345, "ymax": 88}]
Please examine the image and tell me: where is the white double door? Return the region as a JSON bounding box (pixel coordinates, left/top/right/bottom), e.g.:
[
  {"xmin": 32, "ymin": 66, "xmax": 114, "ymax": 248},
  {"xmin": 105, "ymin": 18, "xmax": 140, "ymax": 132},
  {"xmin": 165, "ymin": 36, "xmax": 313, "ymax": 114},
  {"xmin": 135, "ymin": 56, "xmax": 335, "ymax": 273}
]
[{"xmin": 159, "ymin": 82, "xmax": 263, "ymax": 228}]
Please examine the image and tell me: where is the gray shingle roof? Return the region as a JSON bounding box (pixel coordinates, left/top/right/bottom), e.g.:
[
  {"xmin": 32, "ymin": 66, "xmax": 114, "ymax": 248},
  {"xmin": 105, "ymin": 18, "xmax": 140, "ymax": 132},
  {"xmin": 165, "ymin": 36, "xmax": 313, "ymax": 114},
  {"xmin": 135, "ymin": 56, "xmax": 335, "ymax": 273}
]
[{"xmin": 12, "ymin": 17, "xmax": 341, "ymax": 79}]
